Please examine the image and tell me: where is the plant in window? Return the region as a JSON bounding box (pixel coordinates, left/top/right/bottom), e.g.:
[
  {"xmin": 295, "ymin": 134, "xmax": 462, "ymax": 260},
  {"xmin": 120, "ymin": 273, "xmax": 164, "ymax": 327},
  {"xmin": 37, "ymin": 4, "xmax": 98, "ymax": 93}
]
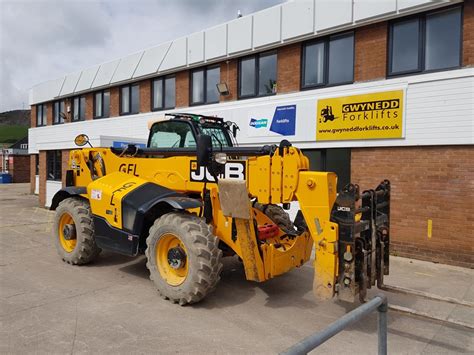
[{"xmin": 264, "ymin": 79, "xmax": 277, "ymax": 95}]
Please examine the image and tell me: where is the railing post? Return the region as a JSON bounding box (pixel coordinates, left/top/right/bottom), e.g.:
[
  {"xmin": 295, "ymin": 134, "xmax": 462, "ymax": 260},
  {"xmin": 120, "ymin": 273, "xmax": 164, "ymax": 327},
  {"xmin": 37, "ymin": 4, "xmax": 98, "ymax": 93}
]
[
  {"xmin": 377, "ymin": 295, "xmax": 388, "ymax": 355},
  {"xmin": 281, "ymin": 296, "xmax": 387, "ymax": 355}
]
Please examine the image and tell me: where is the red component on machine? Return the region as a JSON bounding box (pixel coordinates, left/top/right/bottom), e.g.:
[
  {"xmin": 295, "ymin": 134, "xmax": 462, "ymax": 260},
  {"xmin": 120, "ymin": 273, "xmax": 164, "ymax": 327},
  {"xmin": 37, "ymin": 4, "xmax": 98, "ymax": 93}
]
[{"xmin": 257, "ymin": 223, "xmax": 279, "ymax": 240}]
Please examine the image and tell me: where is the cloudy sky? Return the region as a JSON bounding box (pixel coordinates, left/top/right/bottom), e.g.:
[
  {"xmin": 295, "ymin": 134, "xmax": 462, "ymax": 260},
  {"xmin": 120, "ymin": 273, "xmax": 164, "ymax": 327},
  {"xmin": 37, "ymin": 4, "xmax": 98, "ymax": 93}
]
[{"xmin": 0, "ymin": 0, "xmax": 285, "ymax": 112}]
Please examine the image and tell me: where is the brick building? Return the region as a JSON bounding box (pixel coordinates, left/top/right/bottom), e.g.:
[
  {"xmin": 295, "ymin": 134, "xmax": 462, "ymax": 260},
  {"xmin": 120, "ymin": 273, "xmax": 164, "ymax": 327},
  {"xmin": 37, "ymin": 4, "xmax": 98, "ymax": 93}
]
[
  {"xmin": 28, "ymin": 0, "xmax": 473, "ymax": 267},
  {"xmin": 1, "ymin": 137, "xmax": 30, "ymax": 183}
]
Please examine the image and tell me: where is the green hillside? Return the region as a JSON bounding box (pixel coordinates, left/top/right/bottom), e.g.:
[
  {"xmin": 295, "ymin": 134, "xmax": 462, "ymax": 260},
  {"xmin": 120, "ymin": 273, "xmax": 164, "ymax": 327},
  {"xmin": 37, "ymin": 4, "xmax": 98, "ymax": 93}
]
[
  {"xmin": 0, "ymin": 109, "xmax": 30, "ymax": 146},
  {"xmin": 0, "ymin": 125, "xmax": 28, "ymax": 145}
]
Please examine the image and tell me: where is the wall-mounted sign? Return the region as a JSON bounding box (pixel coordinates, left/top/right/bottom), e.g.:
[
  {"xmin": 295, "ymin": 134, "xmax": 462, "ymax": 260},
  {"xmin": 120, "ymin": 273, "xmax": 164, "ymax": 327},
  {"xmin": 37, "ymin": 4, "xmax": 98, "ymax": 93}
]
[
  {"xmin": 249, "ymin": 118, "xmax": 268, "ymax": 129},
  {"xmin": 113, "ymin": 141, "xmax": 146, "ymax": 149},
  {"xmin": 316, "ymin": 90, "xmax": 404, "ymax": 141},
  {"xmin": 248, "ymin": 104, "xmax": 296, "ymax": 137},
  {"xmin": 270, "ymin": 105, "xmax": 296, "ymax": 136}
]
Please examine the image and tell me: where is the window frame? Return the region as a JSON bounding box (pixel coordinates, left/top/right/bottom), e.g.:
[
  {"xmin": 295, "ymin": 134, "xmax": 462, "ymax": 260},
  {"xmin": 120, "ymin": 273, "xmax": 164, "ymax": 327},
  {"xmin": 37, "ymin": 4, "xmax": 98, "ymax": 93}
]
[
  {"xmin": 71, "ymin": 95, "xmax": 86, "ymax": 122},
  {"xmin": 53, "ymin": 100, "xmax": 65, "ymax": 125},
  {"xmin": 36, "ymin": 103, "xmax": 47, "ymax": 127},
  {"xmin": 119, "ymin": 83, "xmax": 140, "ymax": 116},
  {"xmin": 189, "ymin": 65, "xmax": 221, "ymax": 106},
  {"xmin": 387, "ymin": 5, "xmax": 463, "ymax": 77},
  {"xmin": 238, "ymin": 50, "xmax": 278, "ymax": 100},
  {"xmin": 301, "ymin": 31, "xmax": 355, "ymax": 91},
  {"xmin": 151, "ymin": 75, "xmax": 176, "ymax": 111},
  {"xmin": 93, "ymin": 90, "xmax": 110, "ymax": 119},
  {"xmin": 46, "ymin": 150, "xmax": 62, "ymax": 181}
]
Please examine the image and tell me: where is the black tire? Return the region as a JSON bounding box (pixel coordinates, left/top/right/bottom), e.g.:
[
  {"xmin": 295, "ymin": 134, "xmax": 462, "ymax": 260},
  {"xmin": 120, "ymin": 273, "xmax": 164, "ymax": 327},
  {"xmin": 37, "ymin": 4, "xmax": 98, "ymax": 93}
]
[
  {"xmin": 53, "ymin": 198, "xmax": 101, "ymax": 265},
  {"xmin": 145, "ymin": 212, "xmax": 223, "ymax": 305},
  {"xmin": 254, "ymin": 203, "xmax": 296, "ymax": 234}
]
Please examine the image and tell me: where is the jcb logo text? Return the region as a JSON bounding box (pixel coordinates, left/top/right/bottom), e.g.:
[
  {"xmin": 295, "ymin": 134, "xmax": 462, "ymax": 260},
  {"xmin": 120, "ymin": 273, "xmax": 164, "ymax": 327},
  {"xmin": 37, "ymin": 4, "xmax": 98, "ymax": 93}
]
[{"xmin": 190, "ymin": 161, "xmax": 246, "ymax": 182}]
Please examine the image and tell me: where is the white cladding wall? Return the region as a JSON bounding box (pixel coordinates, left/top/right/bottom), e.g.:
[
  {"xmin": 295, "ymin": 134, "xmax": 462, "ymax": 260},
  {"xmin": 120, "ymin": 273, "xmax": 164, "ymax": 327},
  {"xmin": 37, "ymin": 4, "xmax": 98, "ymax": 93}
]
[
  {"xmin": 29, "ymin": 69, "xmax": 474, "ymax": 154},
  {"xmin": 60, "ymin": 71, "xmax": 81, "ymax": 96},
  {"xmin": 111, "ymin": 52, "xmax": 144, "ymax": 84},
  {"xmin": 91, "ymin": 59, "xmax": 121, "ymax": 88},
  {"xmin": 75, "ymin": 66, "xmax": 99, "ymax": 92},
  {"xmin": 45, "ymin": 181, "xmax": 62, "ymax": 208},
  {"xmin": 34, "ymin": 175, "xmax": 39, "ymax": 195},
  {"xmin": 28, "ymin": 0, "xmax": 461, "ymax": 105},
  {"xmin": 188, "ymin": 32, "xmax": 204, "ymax": 64},
  {"xmin": 282, "ymin": 1, "xmax": 314, "ymax": 40}
]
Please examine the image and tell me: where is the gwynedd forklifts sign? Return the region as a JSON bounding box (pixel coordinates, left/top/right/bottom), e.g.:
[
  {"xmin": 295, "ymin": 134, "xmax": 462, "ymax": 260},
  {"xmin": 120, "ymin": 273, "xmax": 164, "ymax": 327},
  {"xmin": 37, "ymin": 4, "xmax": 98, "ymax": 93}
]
[{"xmin": 316, "ymin": 90, "xmax": 404, "ymax": 141}]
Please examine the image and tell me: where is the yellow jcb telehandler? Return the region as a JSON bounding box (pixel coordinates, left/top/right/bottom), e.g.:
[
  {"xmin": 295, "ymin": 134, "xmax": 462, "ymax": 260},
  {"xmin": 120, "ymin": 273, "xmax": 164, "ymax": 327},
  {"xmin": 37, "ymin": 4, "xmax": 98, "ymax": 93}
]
[{"xmin": 51, "ymin": 113, "xmax": 390, "ymax": 305}]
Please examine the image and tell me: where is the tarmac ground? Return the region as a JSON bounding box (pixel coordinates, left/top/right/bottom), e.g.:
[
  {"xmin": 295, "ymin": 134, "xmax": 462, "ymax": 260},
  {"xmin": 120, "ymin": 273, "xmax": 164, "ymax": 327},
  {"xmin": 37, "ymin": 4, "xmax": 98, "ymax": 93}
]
[{"xmin": 1, "ymin": 183, "xmax": 473, "ymax": 354}]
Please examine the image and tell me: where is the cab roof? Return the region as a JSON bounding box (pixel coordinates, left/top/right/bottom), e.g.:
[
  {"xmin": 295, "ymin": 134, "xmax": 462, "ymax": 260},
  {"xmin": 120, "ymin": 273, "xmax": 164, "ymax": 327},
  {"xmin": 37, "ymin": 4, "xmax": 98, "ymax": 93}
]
[{"xmin": 147, "ymin": 113, "xmax": 225, "ymax": 130}]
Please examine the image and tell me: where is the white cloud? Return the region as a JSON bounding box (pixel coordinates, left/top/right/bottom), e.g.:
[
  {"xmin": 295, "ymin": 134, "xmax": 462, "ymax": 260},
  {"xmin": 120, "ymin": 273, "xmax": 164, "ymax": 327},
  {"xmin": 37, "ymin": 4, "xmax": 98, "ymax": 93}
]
[{"xmin": 0, "ymin": 0, "xmax": 285, "ymax": 112}]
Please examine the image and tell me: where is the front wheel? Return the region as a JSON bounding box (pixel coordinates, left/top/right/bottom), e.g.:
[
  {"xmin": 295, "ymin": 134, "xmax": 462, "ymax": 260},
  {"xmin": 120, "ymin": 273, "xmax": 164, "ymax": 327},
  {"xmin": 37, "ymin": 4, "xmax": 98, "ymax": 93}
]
[
  {"xmin": 53, "ymin": 198, "xmax": 101, "ymax": 265},
  {"xmin": 145, "ymin": 212, "xmax": 223, "ymax": 305}
]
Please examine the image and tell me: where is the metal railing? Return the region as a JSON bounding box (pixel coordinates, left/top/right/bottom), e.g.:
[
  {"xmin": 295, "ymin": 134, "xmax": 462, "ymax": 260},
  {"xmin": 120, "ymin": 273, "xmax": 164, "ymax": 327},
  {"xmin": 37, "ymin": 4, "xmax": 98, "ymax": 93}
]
[{"xmin": 281, "ymin": 295, "xmax": 388, "ymax": 355}]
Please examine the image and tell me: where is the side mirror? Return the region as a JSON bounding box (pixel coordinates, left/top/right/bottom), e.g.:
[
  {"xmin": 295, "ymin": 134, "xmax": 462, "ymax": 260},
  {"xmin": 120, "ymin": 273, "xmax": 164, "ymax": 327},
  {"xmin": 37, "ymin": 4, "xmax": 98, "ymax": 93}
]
[
  {"xmin": 197, "ymin": 134, "xmax": 212, "ymax": 167},
  {"xmin": 74, "ymin": 134, "xmax": 91, "ymax": 147}
]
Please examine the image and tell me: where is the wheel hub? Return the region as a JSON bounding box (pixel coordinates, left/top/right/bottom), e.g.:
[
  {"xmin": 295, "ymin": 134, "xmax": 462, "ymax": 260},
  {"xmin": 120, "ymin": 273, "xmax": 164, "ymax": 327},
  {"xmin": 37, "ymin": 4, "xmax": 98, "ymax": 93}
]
[
  {"xmin": 167, "ymin": 247, "xmax": 186, "ymax": 269},
  {"xmin": 62, "ymin": 224, "xmax": 76, "ymax": 240}
]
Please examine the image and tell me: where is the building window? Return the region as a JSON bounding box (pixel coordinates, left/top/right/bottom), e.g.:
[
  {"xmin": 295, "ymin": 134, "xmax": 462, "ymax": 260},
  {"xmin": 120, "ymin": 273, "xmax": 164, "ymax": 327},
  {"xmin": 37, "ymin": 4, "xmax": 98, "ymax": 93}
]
[
  {"xmin": 36, "ymin": 104, "xmax": 47, "ymax": 126},
  {"xmin": 302, "ymin": 32, "xmax": 354, "ymax": 89},
  {"xmin": 72, "ymin": 96, "xmax": 86, "ymax": 121},
  {"xmin": 239, "ymin": 51, "xmax": 277, "ymax": 98},
  {"xmin": 120, "ymin": 84, "xmax": 140, "ymax": 115},
  {"xmin": 152, "ymin": 76, "xmax": 175, "ymax": 111},
  {"xmin": 388, "ymin": 6, "xmax": 462, "ymax": 76},
  {"xmin": 190, "ymin": 66, "xmax": 220, "ymax": 105},
  {"xmin": 94, "ymin": 90, "xmax": 110, "ymax": 119},
  {"xmin": 53, "ymin": 100, "xmax": 66, "ymax": 124},
  {"xmin": 46, "ymin": 150, "xmax": 62, "ymax": 181}
]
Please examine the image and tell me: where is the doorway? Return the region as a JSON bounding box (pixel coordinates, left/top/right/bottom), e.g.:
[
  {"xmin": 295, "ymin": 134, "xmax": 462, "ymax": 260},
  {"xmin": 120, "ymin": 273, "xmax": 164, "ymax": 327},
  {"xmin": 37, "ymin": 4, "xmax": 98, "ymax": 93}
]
[{"xmin": 302, "ymin": 148, "xmax": 351, "ymax": 192}]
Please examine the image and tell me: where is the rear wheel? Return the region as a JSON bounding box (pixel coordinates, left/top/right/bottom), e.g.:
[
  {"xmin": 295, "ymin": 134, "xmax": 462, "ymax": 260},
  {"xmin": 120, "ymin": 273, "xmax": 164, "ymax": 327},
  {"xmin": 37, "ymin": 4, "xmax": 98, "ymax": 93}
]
[
  {"xmin": 54, "ymin": 198, "xmax": 101, "ymax": 265},
  {"xmin": 145, "ymin": 212, "xmax": 223, "ymax": 305}
]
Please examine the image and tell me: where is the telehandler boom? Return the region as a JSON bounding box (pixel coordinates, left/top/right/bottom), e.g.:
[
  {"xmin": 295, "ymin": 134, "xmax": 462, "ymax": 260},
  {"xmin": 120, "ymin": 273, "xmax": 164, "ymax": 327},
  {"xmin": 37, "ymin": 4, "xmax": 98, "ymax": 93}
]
[{"xmin": 51, "ymin": 113, "xmax": 390, "ymax": 305}]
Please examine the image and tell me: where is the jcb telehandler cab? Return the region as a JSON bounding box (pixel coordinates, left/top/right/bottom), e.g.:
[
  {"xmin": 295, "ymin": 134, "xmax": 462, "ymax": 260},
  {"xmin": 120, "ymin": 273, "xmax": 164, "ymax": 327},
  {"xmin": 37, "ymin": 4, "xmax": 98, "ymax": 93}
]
[{"xmin": 51, "ymin": 113, "xmax": 391, "ymax": 305}]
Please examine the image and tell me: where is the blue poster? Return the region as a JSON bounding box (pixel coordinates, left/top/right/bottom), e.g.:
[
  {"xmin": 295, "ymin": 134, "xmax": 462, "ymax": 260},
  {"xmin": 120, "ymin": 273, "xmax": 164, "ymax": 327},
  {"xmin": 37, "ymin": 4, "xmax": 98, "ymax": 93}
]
[
  {"xmin": 113, "ymin": 141, "xmax": 146, "ymax": 148},
  {"xmin": 270, "ymin": 105, "xmax": 296, "ymax": 136}
]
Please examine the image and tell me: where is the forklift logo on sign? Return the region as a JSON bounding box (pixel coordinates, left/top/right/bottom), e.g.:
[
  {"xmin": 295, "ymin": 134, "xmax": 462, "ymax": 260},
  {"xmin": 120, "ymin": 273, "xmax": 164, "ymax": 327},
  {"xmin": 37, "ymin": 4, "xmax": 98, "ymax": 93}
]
[
  {"xmin": 316, "ymin": 90, "xmax": 404, "ymax": 141},
  {"xmin": 320, "ymin": 106, "xmax": 337, "ymax": 123}
]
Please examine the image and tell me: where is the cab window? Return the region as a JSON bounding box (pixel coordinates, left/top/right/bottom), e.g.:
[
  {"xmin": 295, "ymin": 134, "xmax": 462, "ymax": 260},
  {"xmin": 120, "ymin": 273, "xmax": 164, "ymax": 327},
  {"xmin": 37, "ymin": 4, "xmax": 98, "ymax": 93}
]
[
  {"xmin": 199, "ymin": 123, "xmax": 231, "ymax": 147},
  {"xmin": 149, "ymin": 121, "xmax": 196, "ymax": 148}
]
